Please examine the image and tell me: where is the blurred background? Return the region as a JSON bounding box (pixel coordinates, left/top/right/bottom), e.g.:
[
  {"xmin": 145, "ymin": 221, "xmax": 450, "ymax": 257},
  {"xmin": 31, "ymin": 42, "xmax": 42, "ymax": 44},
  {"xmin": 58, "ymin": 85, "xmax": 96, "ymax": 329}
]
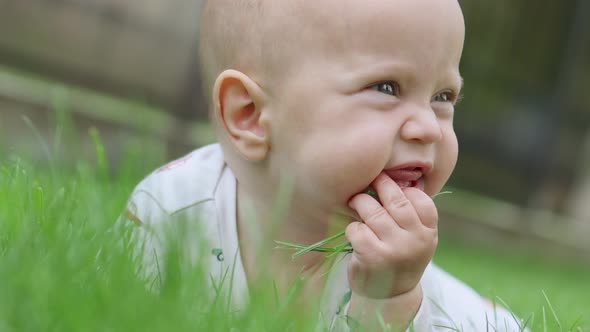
[{"xmin": 0, "ymin": 0, "xmax": 589, "ymax": 263}]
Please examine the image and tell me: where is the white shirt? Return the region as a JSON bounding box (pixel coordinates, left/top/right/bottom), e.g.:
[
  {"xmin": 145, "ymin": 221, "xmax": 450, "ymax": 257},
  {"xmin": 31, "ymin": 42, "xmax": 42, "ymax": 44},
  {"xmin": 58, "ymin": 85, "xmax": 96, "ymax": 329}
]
[{"xmin": 121, "ymin": 144, "xmax": 526, "ymax": 331}]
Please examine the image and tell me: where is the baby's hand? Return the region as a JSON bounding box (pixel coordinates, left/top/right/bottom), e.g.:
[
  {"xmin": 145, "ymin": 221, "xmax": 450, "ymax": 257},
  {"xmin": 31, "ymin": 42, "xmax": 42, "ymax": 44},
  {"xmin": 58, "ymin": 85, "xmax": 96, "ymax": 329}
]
[{"xmin": 346, "ymin": 172, "xmax": 438, "ymax": 299}]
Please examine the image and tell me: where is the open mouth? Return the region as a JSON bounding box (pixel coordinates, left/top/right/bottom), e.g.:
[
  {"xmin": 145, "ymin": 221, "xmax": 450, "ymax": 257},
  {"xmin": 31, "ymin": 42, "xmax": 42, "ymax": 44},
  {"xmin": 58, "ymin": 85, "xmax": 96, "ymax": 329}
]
[
  {"xmin": 393, "ymin": 179, "xmax": 419, "ymax": 189},
  {"xmin": 385, "ymin": 166, "xmax": 426, "ymax": 191},
  {"xmin": 362, "ymin": 166, "xmax": 428, "ymax": 201},
  {"xmin": 364, "ymin": 176, "xmax": 423, "ymax": 200}
]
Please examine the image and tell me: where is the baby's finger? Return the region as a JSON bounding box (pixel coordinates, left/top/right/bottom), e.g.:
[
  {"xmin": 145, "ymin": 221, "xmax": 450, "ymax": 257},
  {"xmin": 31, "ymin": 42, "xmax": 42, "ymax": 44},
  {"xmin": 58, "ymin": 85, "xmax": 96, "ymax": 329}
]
[
  {"xmin": 404, "ymin": 188, "xmax": 438, "ymax": 229},
  {"xmin": 372, "ymin": 173, "xmax": 421, "ymax": 231},
  {"xmin": 348, "ymin": 193, "xmax": 399, "ymax": 241},
  {"xmin": 345, "ymin": 221, "xmax": 381, "ymax": 256}
]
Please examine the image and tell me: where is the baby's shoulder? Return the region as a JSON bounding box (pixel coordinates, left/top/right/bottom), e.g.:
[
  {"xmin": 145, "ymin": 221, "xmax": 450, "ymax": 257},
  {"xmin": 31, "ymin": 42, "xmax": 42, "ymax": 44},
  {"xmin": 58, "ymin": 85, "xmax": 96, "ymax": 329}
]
[{"xmin": 130, "ymin": 144, "xmax": 227, "ymax": 216}]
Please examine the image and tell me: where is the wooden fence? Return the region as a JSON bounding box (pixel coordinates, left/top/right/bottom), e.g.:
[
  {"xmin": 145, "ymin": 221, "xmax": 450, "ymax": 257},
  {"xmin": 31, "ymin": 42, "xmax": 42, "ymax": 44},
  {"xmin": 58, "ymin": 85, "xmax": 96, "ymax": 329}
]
[{"xmin": 0, "ymin": 0, "xmax": 206, "ymax": 119}]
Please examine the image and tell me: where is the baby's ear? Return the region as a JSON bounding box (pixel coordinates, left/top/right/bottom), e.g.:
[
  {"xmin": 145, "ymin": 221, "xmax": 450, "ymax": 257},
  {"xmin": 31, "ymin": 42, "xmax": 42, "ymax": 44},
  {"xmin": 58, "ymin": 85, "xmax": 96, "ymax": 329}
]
[{"xmin": 212, "ymin": 70, "xmax": 270, "ymax": 161}]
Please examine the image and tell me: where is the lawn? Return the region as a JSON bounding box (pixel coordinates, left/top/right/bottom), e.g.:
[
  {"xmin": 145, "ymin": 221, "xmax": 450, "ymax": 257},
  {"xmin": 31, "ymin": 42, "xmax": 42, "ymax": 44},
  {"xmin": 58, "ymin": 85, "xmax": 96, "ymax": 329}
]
[
  {"xmin": 1, "ymin": 142, "xmax": 588, "ymax": 331},
  {"xmin": 435, "ymin": 240, "xmax": 590, "ymax": 331}
]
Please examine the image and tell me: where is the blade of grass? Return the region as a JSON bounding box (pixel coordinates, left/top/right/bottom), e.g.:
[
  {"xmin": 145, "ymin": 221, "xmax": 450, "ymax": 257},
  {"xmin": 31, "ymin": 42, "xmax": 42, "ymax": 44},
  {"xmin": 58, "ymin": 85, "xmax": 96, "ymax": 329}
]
[
  {"xmin": 89, "ymin": 127, "xmax": 108, "ymax": 180},
  {"xmin": 568, "ymin": 316, "xmax": 583, "ymax": 332},
  {"xmin": 274, "ymin": 192, "xmax": 453, "ymax": 259},
  {"xmin": 520, "ymin": 314, "xmax": 533, "ymax": 332},
  {"xmin": 495, "ymin": 296, "xmax": 523, "ymax": 330},
  {"xmin": 275, "ymin": 240, "xmax": 351, "ymax": 254},
  {"xmin": 542, "ymin": 290, "xmax": 562, "ymax": 331},
  {"xmin": 22, "ymin": 115, "xmax": 54, "ymax": 169},
  {"xmin": 274, "ymin": 230, "xmax": 347, "ymax": 258},
  {"xmin": 325, "ymin": 241, "xmax": 353, "ymax": 258},
  {"xmin": 542, "ymin": 306, "xmax": 547, "ymax": 332},
  {"xmin": 433, "ymin": 190, "xmax": 453, "ymax": 198},
  {"xmin": 376, "ymin": 311, "xmax": 392, "ymax": 332}
]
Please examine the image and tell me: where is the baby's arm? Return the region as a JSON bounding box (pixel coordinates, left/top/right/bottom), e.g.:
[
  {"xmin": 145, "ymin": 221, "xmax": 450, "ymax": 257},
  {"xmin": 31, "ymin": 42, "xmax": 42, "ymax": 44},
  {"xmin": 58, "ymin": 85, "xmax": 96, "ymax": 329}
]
[{"xmin": 345, "ymin": 172, "xmax": 438, "ymax": 330}]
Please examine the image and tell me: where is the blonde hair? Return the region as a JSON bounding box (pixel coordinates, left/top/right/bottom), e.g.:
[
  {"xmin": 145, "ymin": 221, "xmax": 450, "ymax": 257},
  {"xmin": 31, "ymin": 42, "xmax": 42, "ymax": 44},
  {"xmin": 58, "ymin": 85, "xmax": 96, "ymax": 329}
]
[
  {"xmin": 198, "ymin": 0, "xmax": 353, "ymax": 111},
  {"xmin": 198, "ymin": 1, "xmax": 296, "ymax": 106}
]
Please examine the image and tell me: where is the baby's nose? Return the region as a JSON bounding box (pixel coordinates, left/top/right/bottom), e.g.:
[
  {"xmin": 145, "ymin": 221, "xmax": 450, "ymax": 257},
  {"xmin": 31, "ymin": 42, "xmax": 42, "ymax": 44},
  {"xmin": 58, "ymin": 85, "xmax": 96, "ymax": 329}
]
[{"xmin": 399, "ymin": 108, "xmax": 443, "ymax": 143}]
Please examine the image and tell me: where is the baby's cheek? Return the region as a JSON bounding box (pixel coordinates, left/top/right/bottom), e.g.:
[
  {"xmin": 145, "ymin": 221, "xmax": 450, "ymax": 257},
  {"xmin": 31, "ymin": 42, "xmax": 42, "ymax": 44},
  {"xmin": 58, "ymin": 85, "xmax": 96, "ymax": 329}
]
[
  {"xmin": 426, "ymin": 132, "xmax": 458, "ymax": 195},
  {"xmin": 299, "ymin": 139, "xmax": 385, "ymax": 202}
]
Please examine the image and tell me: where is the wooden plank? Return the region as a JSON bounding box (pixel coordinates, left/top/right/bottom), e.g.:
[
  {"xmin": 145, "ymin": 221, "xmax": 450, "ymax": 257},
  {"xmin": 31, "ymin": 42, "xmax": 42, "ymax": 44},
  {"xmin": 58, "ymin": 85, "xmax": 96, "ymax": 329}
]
[
  {"xmin": 0, "ymin": 0, "xmax": 204, "ymax": 115},
  {"xmin": 0, "ymin": 65, "xmax": 215, "ymax": 163},
  {"xmin": 438, "ymin": 189, "xmax": 590, "ymax": 265}
]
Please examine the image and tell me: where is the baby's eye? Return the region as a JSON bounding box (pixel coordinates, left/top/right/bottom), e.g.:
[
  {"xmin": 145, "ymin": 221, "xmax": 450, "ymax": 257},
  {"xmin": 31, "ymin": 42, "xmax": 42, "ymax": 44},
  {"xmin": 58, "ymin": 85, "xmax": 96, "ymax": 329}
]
[
  {"xmin": 369, "ymin": 81, "xmax": 399, "ymax": 96},
  {"xmin": 432, "ymin": 91, "xmax": 455, "ymax": 103}
]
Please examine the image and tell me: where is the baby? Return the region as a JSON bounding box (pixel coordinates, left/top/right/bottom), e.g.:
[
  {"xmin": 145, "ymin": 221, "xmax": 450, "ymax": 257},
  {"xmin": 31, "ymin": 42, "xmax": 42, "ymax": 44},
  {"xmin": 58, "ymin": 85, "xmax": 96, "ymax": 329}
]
[{"xmin": 121, "ymin": 0, "xmax": 526, "ymax": 330}]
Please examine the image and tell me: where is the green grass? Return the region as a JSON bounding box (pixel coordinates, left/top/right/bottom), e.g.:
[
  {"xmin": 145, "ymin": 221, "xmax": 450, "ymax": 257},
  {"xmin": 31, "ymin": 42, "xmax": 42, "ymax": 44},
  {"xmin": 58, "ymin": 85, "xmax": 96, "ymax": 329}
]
[
  {"xmin": 1, "ymin": 128, "xmax": 588, "ymax": 331},
  {"xmin": 435, "ymin": 240, "xmax": 590, "ymax": 331},
  {"xmin": 0, "ymin": 152, "xmax": 323, "ymax": 331}
]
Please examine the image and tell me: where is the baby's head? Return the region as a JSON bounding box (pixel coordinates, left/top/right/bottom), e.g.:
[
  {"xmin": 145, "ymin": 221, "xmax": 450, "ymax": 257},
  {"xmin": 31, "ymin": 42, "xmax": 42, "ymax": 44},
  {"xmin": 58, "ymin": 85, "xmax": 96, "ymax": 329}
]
[{"xmin": 199, "ymin": 0, "xmax": 465, "ymax": 218}]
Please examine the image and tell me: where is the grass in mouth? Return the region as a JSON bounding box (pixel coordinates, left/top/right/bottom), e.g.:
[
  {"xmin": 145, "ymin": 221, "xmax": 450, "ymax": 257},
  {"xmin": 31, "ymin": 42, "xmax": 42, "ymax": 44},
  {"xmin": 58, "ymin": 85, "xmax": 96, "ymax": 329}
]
[{"xmin": 275, "ymin": 191, "xmax": 453, "ymax": 258}]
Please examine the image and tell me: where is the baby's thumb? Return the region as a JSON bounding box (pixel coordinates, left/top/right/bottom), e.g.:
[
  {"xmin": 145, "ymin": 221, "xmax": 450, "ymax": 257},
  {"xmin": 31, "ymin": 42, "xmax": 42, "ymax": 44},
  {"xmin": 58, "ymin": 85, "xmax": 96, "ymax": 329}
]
[{"xmin": 404, "ymin": 188, "xmax": 438, "ymax": 229}]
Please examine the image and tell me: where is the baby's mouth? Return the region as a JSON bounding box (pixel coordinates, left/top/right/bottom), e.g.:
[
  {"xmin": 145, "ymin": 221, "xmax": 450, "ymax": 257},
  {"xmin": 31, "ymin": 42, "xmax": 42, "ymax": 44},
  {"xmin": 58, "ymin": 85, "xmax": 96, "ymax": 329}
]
[
  {"xmin": 365, "ymin": 179, "xmax": 421, "ymax": 196},
  {"xmin": 385, "ymin": 167, "xmax": 425, "ymax": 191},
  {"xmin": 363, "ymin": 168, "xmax": 425, "ymax": 201},
  {"xmin": 393, "ymin": 179, "xmax": 419, "ymax": 189}
]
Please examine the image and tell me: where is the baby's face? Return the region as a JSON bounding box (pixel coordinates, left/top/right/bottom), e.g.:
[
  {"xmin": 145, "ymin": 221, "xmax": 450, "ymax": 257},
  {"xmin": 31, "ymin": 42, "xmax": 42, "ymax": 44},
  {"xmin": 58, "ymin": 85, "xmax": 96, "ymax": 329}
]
[{"xmin": 264, "ymin": 0, "xmax": 465, "ymax": 218}]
